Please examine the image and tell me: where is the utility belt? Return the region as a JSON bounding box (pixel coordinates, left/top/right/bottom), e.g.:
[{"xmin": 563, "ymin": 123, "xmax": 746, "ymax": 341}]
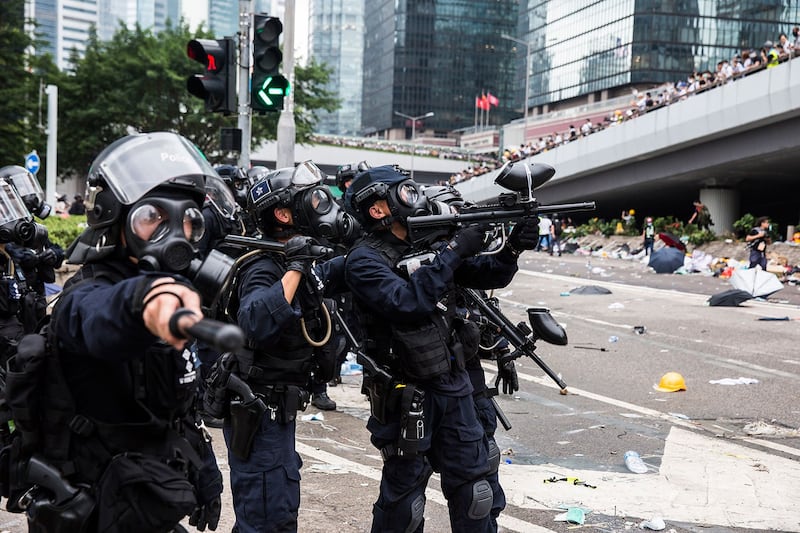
[{"xmin": 203, "ymin": 351, "xmax": 310, "ymax": 462}]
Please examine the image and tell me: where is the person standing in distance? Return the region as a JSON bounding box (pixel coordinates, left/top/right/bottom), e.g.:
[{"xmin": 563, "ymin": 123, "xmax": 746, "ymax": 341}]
[{"xmin": 745, "ymin": 216, "xmax": 771, "ymax": 270}]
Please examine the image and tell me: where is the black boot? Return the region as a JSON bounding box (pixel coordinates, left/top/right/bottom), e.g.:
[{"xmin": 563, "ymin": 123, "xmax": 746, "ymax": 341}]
[{"xmin": 312, "ymin": 392, "xmax": 337, "ymax": 411}]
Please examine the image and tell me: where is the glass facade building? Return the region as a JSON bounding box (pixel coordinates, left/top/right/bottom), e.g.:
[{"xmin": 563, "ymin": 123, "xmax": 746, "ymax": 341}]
[
  {"xmin": 362, "ymin": 0, "xmax": 520, "ymax": 137},
  {"xmin": 309, "ymin": 0, "xmax": 365, "ymax": 136},
  {"xmin": 517, "ymin": 0, "xmax": 800, "ymax": 109}
]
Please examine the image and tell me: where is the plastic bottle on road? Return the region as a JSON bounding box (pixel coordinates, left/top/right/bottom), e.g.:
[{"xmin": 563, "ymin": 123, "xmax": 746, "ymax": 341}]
[{"xmin": 624, "ymin": 450, "xmax": 648, "ymax": 474}]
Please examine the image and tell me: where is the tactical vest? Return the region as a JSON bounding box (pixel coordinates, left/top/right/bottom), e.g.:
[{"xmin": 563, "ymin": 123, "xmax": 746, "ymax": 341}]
[
  {"xmin": 1, "ymin": 262, "xmax": 214, "ymax": 528},
  {"xmin": 227, "ymin": 251, "xmax": 322, "ymax": 388},
  {"xmin": 351, "ymin": 234, "xmax": 461, "ymax": 382}
]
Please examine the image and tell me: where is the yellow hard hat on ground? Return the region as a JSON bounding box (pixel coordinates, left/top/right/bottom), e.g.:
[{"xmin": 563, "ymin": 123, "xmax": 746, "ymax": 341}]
[{"xmin": 653, "ymin": 371, "xmax": 686, "ymax": 392}]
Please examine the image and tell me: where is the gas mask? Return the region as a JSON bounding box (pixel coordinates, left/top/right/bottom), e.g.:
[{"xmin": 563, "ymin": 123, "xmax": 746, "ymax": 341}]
[
  {"xmin": 125, "ymin": 193, "xmax": 235, "ymax": 308},
  {"xmin": 0, "ymin": 181, "xmax": 46, "ymax": 246},
  {"xmin": 386, "ymin": 179, "xmax": 432, "ymax": 223},
  {"xmin": 292, "ymin": 185, "xmax": 358, "ymax": 243}
]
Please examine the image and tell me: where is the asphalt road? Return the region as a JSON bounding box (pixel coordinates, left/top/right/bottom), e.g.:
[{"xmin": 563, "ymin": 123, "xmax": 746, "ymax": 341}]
[{"xmin": 2, "ymin": 250, "xmax": 799, "ymax": 532}]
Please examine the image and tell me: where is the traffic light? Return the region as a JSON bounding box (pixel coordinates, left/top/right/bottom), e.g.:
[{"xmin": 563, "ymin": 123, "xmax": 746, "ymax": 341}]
[
  {"xmin": 251, "ymin": 15, "xmax": 289, "ymax": 112},
  {"xmin": 187, "ymin": 37, "xmax": 236, "ymax": 114}
]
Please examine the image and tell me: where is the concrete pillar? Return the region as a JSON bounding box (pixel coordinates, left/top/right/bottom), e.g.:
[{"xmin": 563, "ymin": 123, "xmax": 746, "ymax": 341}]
[{"xmin": 699, "ymin": 187, "xmax": 740, "ymax": 236}]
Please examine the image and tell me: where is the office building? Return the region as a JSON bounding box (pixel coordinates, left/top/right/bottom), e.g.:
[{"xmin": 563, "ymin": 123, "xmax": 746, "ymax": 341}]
[
  {"xmin": 208, "ymin": 0, "xmax": 281, "ymax": 38},
  {"xmin": 516, "ymin": 0, "xmax": 800, "ymax": 113},
  {"xmin": 308, "ymin": 0, "xmax": 365, "ymax": 136},
  {"xmin": 361, "ymin": 0, "xmax": 519, "ymax": 139}
]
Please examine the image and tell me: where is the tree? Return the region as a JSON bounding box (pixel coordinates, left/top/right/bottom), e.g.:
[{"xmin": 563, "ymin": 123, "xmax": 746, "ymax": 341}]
[
  {"xmin": 58, "ymin": 21, "xmax": 339, "ymax": 177},
  {"xmin": 0, "ymin": 0, "xmax": 58, "ymax": 167}
]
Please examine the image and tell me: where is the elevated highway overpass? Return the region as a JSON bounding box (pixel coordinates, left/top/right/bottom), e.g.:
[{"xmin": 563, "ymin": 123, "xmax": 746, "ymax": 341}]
[{"xmin": 456, "ymin": 59, "xmax": 800, "ymax": 235}]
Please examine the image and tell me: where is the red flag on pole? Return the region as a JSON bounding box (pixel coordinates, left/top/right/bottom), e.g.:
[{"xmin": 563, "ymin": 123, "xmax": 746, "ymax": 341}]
[
  {"xmin": 479, "ymin": 93, "xmax": 490, "ymax": 111},
  {"xmin": 487, "ymin": 92, "xmax": 499, "ymax": 107},
  {"xmin": 475, "ymin": 95, "xmax": 481, "ymax": 109}
]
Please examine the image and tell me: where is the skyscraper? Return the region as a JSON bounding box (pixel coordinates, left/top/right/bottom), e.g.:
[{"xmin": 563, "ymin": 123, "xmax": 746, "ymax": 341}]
[
  {"xmin": 361, "ymin": 0, "xmax": 519, "ymax": 138},
  {"xmin": 308, "ymin": 0, "xmax": 364, "ymax": 136},
  {"xmin": 30, "ymin": 0, "xmax": 183, "ymax": 71},
  {"xmin": 208, "ymin": 0, "xmax": 281, "ymax": 38},
  {"xmin": 515, "ymin": 0, "xmax": 800, "ymax": 113}
]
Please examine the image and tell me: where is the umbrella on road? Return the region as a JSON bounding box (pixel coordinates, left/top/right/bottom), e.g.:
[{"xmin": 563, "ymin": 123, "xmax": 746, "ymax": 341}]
[
  {"xmin": 648, "ymin": 247, "xmax": 685, "ymax": 274},
  {"xmin": 707, "ymin": 289, "xmax": 754, "ymax": 307},
  {"xmin": 569, "ymin": 285, "xmax": 612, "ymax": 295},
  {"xmin": 729, "ymin": 268, "xmax": 784, "ymax": 297},
  {"xmin": 658, "ymin": 232, "xmax": 686, "ymax": 251}
]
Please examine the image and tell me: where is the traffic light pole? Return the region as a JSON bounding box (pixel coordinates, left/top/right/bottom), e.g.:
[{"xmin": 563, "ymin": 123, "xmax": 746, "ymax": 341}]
[
  {"xmin": 238, "ymin": 0, "xmax": 253, "ymax": 169},
  {"xmin": 276, "ymin": 0, "xmax": 296, "ymax": 169}
]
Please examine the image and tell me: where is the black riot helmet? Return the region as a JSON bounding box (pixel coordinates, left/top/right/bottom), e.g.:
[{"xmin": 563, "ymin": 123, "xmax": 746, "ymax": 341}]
[
  {"xmin": 215, "ymin": 164, "xmax": 250, "ymax": 209},
  {"xmin": 422, "ymin": 184, "xmax": 465, "ymax": 215},
  {"xmin": 335, "ymin": 161, "xmax": 371, "ymax": 194},
  {"xmin": 0, "ymin": 180, "xmax": 45, "ymax": 246},
  {"xmin": 248, "ymin": 161, "xmax": 357, "ymax": 243},
  {"xmin": 68, "ymin": 131, "xmax": 214, "ymax": 266},
  {"xmin": 0, "ymin": 165, "xmax": 51, "ymax": 219},
  {"xmin": 344, "ymin": 164, "xmax": 432, "ymax": 230}
]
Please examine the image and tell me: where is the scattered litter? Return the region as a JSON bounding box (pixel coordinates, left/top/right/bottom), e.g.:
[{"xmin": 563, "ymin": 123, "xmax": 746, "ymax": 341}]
[
  {"xmin": 501, "ymin": 448, "xmax": 514, "ymax": 456},
  {"xmin": 575, "ymin": 345, "xmax": 608, "ymax": 351},
  {"xmin": 743, "ymin": 420, "xmax": 800, "ymax": 437},
  {"xmin": 544, "ymin": 476, "xmax": 596, "ymax": 489},
  {"xmin": 608, "ymin": 302, "xmax": 625, "ymax": 309},
  {"xmin": 623, "ymin": 450, "xmax": 648, "ymax": 474},
  {"xmin": 569, "ymin": 285, "xmax": 612, "ymax": 295},
  {"xmin": 757, "ymin": 316, "xmax": 798, "ymax": 321},
  {"xmin": 504, "ymin": 458, "xmax": 512, "ymax": 464},
  {"xmin": 639, "ymin": 517, "xmax": 666, "ymax": 530},
  {"xmin": 300, "ymin": 412, "xmax": 325, "ymax": 422},
  {"xmin": 668, "ymin": 412, "xmax": 690, "ymax": 420},
  {"xmin": 709, "ymin": 377, "xmax": 759, "ymax": 385},
  {"xmin": 560, "ymin": 292, "xmax": 571, "ymax": 296},
  {"xmin": 752, "ymin": 463, "xmax": 769, "ymax": 472},
  {"xmin": 608, "ymin": 335, "xmax": 619, "ymax": 343},
  {"xmin": 633, "ymin": 326, "xmax": 646, "ymax": 335},
  {"xmin": 340, "ymin": 362, "xmax": 363, "ymax": 376},
  {"xmin": 554, "ymin": 507, "xmax": 586, "ymax": 524}
]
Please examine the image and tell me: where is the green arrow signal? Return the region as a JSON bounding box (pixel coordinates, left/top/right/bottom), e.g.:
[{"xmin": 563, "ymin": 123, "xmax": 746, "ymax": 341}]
[{"xmin": 256, "ymin": 76, "xmax": 290, "ymax": 107}]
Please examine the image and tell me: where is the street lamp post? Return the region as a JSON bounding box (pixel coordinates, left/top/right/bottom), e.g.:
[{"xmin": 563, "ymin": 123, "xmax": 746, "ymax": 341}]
[
  {"xmin": 394, "ymin": 110, "xmax": 434, "ymax": 180},
  {"xmin": 501, "ymin": 33, "xmax": 532, "ymax": 142}
]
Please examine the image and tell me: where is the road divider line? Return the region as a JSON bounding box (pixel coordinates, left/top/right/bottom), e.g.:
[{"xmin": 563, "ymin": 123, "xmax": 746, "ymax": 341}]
[
  {"xmin": 295, "ymin": 442, "xmax": 556, "ymax": 533},
  {"xmin": 483, "ymin": 363, "xmax": 800, "ymax": 459}
]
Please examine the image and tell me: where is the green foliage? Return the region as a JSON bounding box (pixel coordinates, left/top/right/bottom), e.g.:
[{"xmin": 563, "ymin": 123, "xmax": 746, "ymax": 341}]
[
  {"xmin": 57, "ymin": 22, "xmax": 339, "ymax": 178},
  {"xmin": 43, "ymin": 215, "xmax": 86, "ymax": 250},
  {"xmin": 685, "ymin": 229, "xmax": 716, "ymax": 246},
  {"xmin": 0, "ymin": 0, "xmax": 59, "ymax": 167},
  {"xmin": 733, "ymin": 213, "xmax": 755, "ymax": 237}
]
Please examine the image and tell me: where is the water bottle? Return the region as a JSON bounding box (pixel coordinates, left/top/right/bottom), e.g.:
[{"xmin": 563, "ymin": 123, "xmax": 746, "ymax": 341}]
[
  {"xmin": 623, "ymin": 450, "xmax": 648, "ymax": 474},
  {"xmin": 608, "ymin": 335, "xmax": 619, "ymax": 343}
]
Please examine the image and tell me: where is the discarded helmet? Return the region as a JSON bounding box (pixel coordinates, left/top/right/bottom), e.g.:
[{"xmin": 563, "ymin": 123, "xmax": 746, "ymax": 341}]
[{"xmin": 653, "ymin": 372, "xmax": 686, "ymax": 392}]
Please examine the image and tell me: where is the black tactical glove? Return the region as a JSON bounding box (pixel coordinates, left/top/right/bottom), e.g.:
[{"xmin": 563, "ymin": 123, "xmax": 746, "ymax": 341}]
[
  {"xmin": 189, "ymin": 496, "xmax": 221, "ymax": 531},
  {"xmin": 508, "ymin": 217, "xmax": 540, "ymax": 252},
  {"xmin": 448, "ymin": 225, "xmax": 485, "ymax": 259},
  {"xmin": 18, "ymin": 249, "xmax": 39, "ymax": 270},
  {"xmin": 36, "ymin": 248, "xmax": 58, "ymax": 268},
  {"xmin": 284, "ymin": 236, "xmax": 323, "ymax": 273},
  {"xmin": 495, "ymin": 350, "xmax": 519, "ymax": 395}
]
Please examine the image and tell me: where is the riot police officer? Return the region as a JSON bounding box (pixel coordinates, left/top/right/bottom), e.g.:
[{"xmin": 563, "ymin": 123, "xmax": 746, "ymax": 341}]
[
  {"xmin": 343, "ymin": 165, "xmax": 538, "ymax": 532},
  {"xmin": 222, "ymin": 161, "xmax": 350, "ymax": 532},
  {"xmin": 5, "ymin": 132, "xmax": 225, "ymax": 532},
  {"xmin": 335, "ymin": 161, "xmax": 370, "ymax": 195}
]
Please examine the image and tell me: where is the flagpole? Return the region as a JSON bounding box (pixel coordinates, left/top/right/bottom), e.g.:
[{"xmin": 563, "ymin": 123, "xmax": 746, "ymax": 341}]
[{"xmin": 474, "ymin": 95, "xmax": 478, "ymax": 131}]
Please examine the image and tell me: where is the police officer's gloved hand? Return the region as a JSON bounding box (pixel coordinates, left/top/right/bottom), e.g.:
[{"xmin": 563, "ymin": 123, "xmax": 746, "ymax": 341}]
[
  {"xmin": 495, "ymin": 351, "xmax": 519, "ymax": 395},
  {"xmin": 448, "ymin": 225, "xmax": 485, "ymax": 259},
  {"xmin": 189, "ymin": 496, "xmax": 221, "ymax": 531},
  {"xmin": 284, "ymin": 235, "xmax": 322, "ymax": 273},
  {"xmin": 36, "ymin": 248, "xmax": 58, "ymax": 268},
  {"xmin": 19, "ymin": 250, "xmax": 39, "ymax": 270},
  {"xmin": 508, "ymin": 217, "xmax": 540, "ymax": 251}
]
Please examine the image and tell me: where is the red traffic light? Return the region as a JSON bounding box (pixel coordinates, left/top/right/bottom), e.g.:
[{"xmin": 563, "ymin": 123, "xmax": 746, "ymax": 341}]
[{"xmin": 187, "ymin": 39, "xmax": 225, "ymax": 72}]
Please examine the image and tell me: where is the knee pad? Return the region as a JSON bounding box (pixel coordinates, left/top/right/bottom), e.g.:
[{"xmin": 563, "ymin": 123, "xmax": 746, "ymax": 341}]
[
  {"xmin": 405, "ymin": 494, "xmax": 425, "ymax": 533},
  {"xmin": 467, "ymin": 479, "xmax": 492, "ymax": 520},
  {"xmin": 487, "ymin": 438, "xmax": 500, "ymax": 475}
]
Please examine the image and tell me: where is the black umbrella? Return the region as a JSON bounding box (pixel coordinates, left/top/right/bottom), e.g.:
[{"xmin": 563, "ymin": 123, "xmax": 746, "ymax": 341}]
[
  {"xmin": 707, "ymin": 289, "xmax": 754, "ymax": 307},
  {"xmin": 658, "ymin": 232, "xmax": 686, "ymax": 251},
  {"xmin": 648, "ymin": 247, "xmax": 685, "ymax": 274},
  {"xmin": 569, "ymin": 285, "xmax": 612, "ymax": 295}
]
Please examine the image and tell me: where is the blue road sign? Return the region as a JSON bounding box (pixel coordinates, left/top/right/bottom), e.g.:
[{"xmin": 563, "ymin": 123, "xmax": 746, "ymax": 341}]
[{"xmin": 25, "ymin": 151, "xmax": 41, "ymax": 175}]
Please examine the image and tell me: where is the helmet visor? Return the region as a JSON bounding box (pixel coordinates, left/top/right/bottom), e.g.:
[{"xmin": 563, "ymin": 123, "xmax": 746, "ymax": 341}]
[
  {"xmin": 92, "ymin": 132, "xmax": 216, "ymax": 205},
  {"xmin": 205, "ymin": 173, "xmax": 238, "ymax": 219},
  {"xmin": 7, "ymin": 169, "xmax": 44, "ymax": 201},
  {"xmin": 292, "ymin": 161, "xmax": 326, "ymax": 187},
  {"xmin": 0, "ymin": 181, "xmax": 32, "ymax": 225}
]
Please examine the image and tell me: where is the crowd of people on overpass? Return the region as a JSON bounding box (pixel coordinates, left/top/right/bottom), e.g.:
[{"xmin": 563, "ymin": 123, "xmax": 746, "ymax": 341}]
[{"xmin": 446, "ymin": 28, "xmax": 800, "ymax": 187}]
